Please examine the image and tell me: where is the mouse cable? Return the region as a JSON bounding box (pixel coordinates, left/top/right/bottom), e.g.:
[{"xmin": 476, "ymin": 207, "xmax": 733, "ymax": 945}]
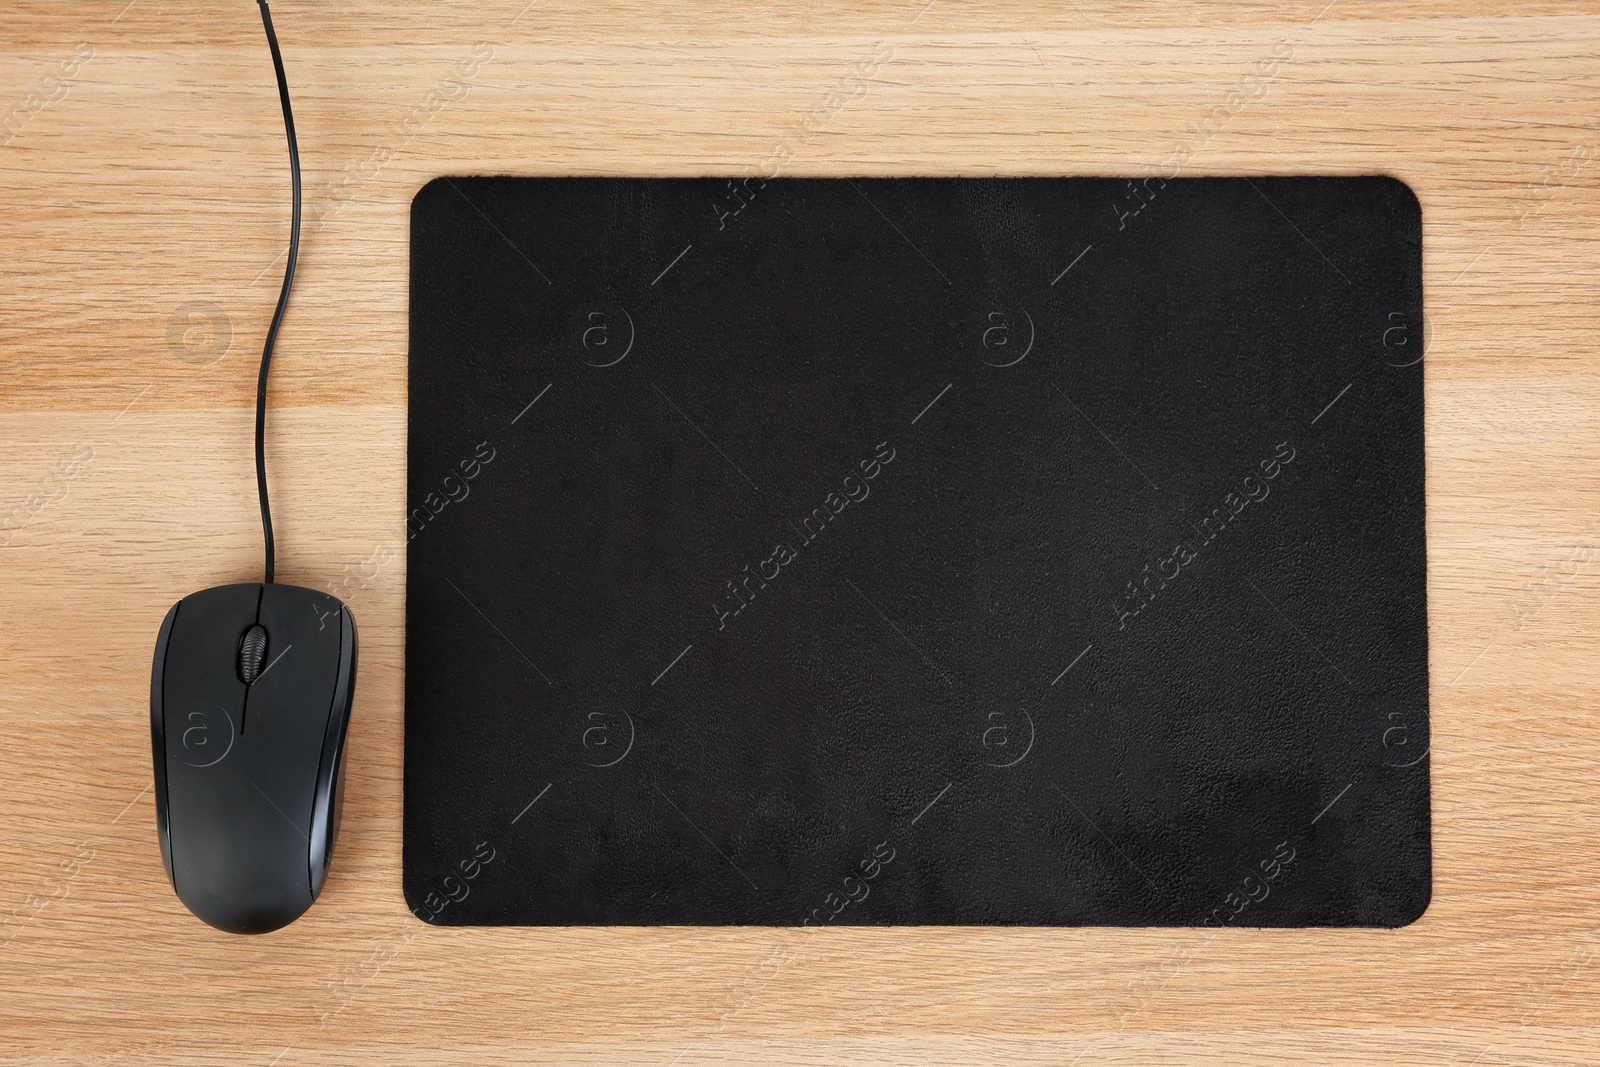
[{"xmin": 256, "ymin": 0, "xmax": 299, "ymax": 585}]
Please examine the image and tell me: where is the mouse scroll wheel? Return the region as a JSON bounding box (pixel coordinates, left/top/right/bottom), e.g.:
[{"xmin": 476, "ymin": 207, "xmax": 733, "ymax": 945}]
[{"xmin": 238, "ymin": 625, "xmax": 269, "ymax": 685}]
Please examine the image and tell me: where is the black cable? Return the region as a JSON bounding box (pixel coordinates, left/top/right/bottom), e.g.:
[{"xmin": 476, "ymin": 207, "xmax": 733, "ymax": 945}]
[{"xmin": 256, "ymin": 0, "xmax": 299, "ymax": 585}]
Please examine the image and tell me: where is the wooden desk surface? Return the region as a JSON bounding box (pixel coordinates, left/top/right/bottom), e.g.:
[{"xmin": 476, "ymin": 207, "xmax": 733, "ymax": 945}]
[{"xmin": 3, "ymin": 1, "xmax": 1598, "ymax": 1062}]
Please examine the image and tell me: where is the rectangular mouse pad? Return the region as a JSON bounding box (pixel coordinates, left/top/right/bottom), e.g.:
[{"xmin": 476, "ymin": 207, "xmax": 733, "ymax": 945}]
[{"xmin": 404, "ymin": 176, "xmax": 1429, "ymax": 927}]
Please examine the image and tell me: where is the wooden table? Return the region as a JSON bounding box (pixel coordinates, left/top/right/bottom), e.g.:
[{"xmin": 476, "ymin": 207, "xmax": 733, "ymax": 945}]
[{"xmin": 3, "ymin": 1, "xmax": 1597, "ymax": 1062}]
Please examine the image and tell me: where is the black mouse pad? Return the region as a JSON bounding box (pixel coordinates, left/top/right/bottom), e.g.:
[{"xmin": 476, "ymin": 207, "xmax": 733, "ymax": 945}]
[{"xmin": 404, "ymin": 176, "xmax": 1429, "ymax": 927}]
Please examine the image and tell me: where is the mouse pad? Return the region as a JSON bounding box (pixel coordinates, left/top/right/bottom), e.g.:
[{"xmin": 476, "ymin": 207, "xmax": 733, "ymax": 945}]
[{"xmin": 404, "ymin": 176, "xmax": 1429, "ymax": 926}]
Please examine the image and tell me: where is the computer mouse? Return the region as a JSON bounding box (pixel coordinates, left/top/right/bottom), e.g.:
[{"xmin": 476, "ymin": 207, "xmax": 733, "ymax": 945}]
[{"xmin": 150, "ymin": 582, "xmax": 357, "ymax": 934}]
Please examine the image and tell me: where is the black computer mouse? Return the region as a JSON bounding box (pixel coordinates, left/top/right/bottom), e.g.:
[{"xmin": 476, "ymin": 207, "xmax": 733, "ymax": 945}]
[{"xmin": 150, "ymin": 582, "xmax": 357, "ymax": 934}]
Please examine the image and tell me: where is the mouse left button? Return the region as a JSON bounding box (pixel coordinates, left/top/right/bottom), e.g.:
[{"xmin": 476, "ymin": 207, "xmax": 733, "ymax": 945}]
[
  {"xmin": 156, "ymin": 584, "xmax": 259, "ymax": 926},
  {"xmin": 160, "ymin": 585, "xmax": 257, "ymax": 766}
]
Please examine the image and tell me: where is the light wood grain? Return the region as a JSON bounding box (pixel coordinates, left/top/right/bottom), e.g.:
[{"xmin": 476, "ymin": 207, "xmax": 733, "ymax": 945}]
[{"xmin": 3, "ymin": 1, "xmax": 1599, "ymax": 1062}]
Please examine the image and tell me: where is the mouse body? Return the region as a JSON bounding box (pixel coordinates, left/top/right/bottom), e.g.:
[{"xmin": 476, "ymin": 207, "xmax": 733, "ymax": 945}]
[{"xmin": 151, "ymin": 582, "xmax": 356, "ymax": 934}]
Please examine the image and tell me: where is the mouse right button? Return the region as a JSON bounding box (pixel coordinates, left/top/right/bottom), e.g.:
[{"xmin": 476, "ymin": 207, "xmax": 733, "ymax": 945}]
[{"xmin": 247, "ymin": 584, "xmax": 348, "ymax": 889}]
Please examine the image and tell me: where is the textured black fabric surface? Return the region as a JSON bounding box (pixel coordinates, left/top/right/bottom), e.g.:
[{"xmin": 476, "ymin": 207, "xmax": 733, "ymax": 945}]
[{"xmin": 404, "ymin": 176, "xmax": 1429, "ymax": 927}]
